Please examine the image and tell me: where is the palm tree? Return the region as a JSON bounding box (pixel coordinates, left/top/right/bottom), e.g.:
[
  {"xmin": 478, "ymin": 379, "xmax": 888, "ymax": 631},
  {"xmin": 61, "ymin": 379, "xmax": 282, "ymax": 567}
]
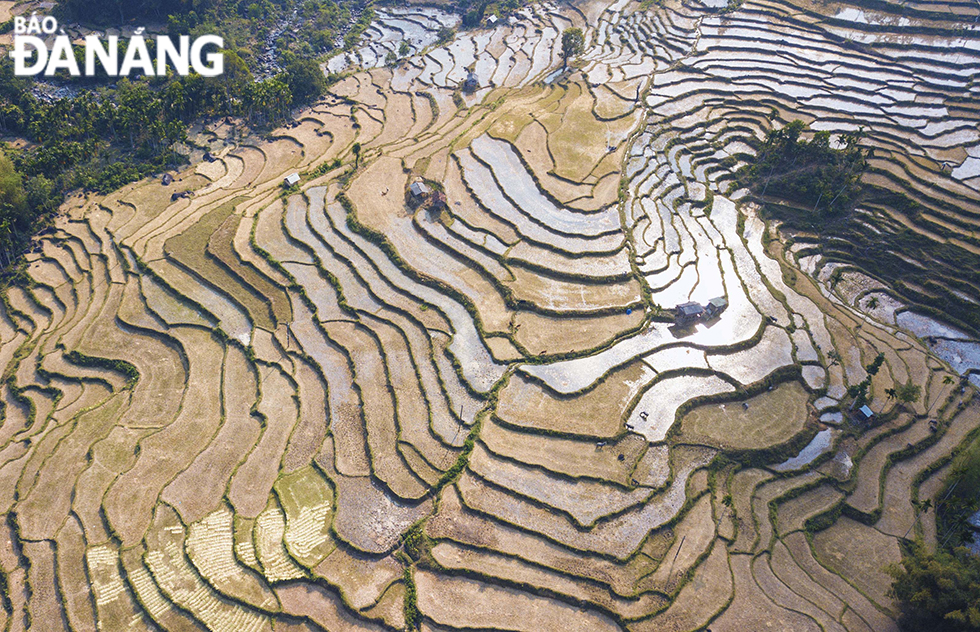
[
  {"xmin": 866, "ymin": 295, "xmax": 879, "ymax": 310},
  {"xmin": 904, "ymin": 498, "xmax": 934, "ymax": 539},
  {"xmin": 929, "ymin": 375, "xmax": 956, "ymax": 416}
]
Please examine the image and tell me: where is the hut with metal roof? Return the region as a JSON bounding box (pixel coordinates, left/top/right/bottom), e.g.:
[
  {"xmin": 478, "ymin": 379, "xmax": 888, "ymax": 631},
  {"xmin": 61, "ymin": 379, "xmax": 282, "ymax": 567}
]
[{"xmin": 675, "ymin": 302, "xmax": 704, "ymax": 326}]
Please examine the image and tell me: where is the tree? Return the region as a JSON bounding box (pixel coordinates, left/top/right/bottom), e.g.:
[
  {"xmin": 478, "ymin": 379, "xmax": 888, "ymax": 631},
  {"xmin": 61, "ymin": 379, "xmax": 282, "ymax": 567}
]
[
  {"xmin": 930, "ymin": 375, "xmax": 956, "ymax": 416},
  {"xmin": 0, "ymin": 150, "xmax": 28, "ymax": 226},
  {"xmin": 25, "ymin": 174, "xmax": 58, "ymax": 217},
  {"xmin": 0, "ymin": 150, "xmax": 28, "ymax": 267},
  {"xmin": 895, "ymin": 379, "xmax": 922, "ymax": 405},
  {"xmin": 848, "ymin": 352, "xmax": 886, "ymax": 408},
  {"xmin": 867, "ymin": 352, "xmax": 885, "ymax": 376},
  {"xmin": 351, "ymin": 142, "xmax": 361, "ymax": 168},
  {"xmin": 888, "ymin": 542, "xmax": 980, "ymax": 631},
  {"xmin": 284, "ymin": 58, "xmax": 327, "ymax": 106},
  {"xmin": 829, "ymin": 268, "xmax": 843, "ymax": 289},
  {"xmin": 867, "ymin": 295, "xmax": 880, "ymax": 310},
  {"xmin": 561, "ymin": 28, "xmax": 585, "ymax": 67}
]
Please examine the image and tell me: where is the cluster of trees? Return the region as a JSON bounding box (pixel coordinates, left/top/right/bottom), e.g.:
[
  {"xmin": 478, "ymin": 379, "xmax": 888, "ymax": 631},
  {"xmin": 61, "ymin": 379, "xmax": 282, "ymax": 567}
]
[
  {"xmin": 736, "ymin": 119, "xmax": 868, "ymax": 217},
  {"xmin": 936, "ymin": 435, "xmax": 980, "ymax": 549},
  {"xmin": 845, "ymin": 352, "xmax": 884, "ymax": 407},
  {"xmin": 889, "ymin": 543, "xmax": 980, "ymax": 631},
  {"xmin": 885, "ymin": 380, "xmax": 924, "ymax": 408},
  {"xmin": 0, "ymin": 54, "xmax": 316, "ymax": 175},
  {"xmin": 296, "ymin": 2, "xmax": 374, "ymax": 55},
  {"xmin": 838, "ymin": 350, "xmax": 922, "ymax": 410},
  {"xmin": 0, "ymin": 53, "xmax": 326, "ymax": 272},
  {"xmin": 889, "ymin": 399, "xmax": 980, "ymax": 630},
  {"xmin": 0, "ymin": 151, "xmax": 30, "ymax": 266}
]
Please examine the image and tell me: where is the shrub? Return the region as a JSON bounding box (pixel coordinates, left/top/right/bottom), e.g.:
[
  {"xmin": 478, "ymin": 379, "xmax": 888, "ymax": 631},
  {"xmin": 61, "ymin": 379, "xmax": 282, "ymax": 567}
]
[
  {"xmin": 64, "ymin": 350, "xmax": 140, "ymax": 388},
  {"xmin": 403, "ymin": 567, "xmax": 422, "ymax": 629}
]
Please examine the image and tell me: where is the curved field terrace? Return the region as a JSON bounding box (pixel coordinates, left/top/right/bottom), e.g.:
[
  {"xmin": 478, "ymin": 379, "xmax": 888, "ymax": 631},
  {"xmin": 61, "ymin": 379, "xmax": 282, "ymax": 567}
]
[{"xmin": 1, "ymin": 0, "xmax": 979, "ymax": 630}]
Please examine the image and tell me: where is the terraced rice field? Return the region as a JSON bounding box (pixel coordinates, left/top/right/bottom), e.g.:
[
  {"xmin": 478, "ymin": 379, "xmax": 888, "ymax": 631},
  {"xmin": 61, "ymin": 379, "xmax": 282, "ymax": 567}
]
[{"xmin": 1, "ymin": 0, "xmax": 979, "ymax": 629}]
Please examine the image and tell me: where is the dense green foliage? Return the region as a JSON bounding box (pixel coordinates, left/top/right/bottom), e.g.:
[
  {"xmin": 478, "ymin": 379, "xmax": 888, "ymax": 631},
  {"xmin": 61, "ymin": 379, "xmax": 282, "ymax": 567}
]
[
  {"xmin": 0, "ymin": 152, "xmax": 28, "ymax": 228},
  {"xmin": 889, "ymin": 543, "xmax": 980, "ymax": 631},
  {"xmin": 0, "ymin": 150, "xmax": 31, "ymax": 266},
  {"xmin": 294, "ymin": 2, "xmax": 374, "ymax": 54},
  {"xmin": 401, "ymin": 522, "xmax": 430, "ymax": 562},
  {"xmin": 936, "ymin": 434, "xmax": 980, "ymax": 547},
  {"xmin": 284, "ymin": 56, "xmax": 327, "ymax": 105},
  {"xmin": 57, "ymin": 0, "xmax": 374, "ymax": 60},
  {"xmin": 890, "ymin": 380, "xmax": 923, "ymax": 406},
  {"xmin": 737, "ymin": 119, "xmax": 867, "ymax": 216},
  {"xmin": 403, "ymin": 567, "xmax": 422, "ymax": 630},
  {"xmin": 561, "ymin": 27, "xmax": 585, "ymax": 66},
  {"xmin": 1, "ymin": 54, "xmax": 296, "ymax": 205},
  {"xmin": 60, "ymin": 0, "xmax": 363, "ymax": 38}
]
